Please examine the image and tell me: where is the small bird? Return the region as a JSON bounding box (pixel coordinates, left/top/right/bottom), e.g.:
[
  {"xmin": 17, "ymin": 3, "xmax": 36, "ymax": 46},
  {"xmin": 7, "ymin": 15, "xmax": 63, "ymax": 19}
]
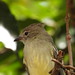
[{"xmin": 14, "ymin": 23, "xmax": 58, "ymax": 75}]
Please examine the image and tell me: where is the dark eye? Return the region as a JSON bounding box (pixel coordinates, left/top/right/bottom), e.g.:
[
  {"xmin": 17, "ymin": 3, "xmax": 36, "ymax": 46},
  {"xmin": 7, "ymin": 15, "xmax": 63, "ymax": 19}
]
[{"xmin": 24, "ymin": 32, "xmax": 28, "ymax": 35}]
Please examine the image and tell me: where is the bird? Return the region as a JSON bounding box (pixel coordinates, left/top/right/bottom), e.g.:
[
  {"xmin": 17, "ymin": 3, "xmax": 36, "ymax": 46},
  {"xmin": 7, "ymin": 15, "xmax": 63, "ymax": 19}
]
[{"xmin": 14, "ymin": 23, "xmax": 58, "ymax": 75}]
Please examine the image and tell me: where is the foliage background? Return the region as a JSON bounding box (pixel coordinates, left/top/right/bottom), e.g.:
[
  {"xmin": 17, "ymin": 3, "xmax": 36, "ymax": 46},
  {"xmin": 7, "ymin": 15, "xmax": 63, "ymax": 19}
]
[{"xmin": 0, "ymin": 0, "xmax": 75, "ymax": 75}]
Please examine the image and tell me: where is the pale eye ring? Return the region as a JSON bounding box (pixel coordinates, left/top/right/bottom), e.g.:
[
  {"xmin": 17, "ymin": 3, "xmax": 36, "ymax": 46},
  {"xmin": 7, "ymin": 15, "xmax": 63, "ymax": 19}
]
[{"xmin": 24, "ymin": 31, "xmax": 28, "ymax": 35}]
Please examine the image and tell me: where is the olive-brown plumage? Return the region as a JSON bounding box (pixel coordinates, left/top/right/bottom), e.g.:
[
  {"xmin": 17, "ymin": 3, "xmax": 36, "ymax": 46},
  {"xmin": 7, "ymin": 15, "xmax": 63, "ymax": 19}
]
[{"xmin": 15, "ymin": 23, "xmax": 58, "ymax": 75}]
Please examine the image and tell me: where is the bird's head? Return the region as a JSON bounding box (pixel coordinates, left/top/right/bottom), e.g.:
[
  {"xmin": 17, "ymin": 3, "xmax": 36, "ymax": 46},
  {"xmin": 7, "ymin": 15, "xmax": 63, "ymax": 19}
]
[{"xmin": 14, "ymin": 23, "xmax": 45, "ymax": 43}]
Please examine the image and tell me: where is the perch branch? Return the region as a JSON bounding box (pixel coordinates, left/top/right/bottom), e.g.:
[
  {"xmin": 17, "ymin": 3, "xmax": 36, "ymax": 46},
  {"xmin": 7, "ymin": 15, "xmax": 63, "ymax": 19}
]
[
  {"xmin": 65, "ymin": 0, "xmax": 73, "ymax": 66},
  {"xmin": 51, "ymin": 50, "xmax": 75, "ymax": 75}
]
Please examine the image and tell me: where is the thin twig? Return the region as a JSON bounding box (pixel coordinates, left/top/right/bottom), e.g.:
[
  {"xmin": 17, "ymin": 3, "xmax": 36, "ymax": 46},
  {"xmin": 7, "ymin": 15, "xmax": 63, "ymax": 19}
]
[
  {"xmin": 52, "ymin": 59, "xmax": 64, "ymax": 69},
  {"xmin": 52, "ymin": 58, "xmax": 75, "ymax": 71},
  {"xmin": 66, "ymin": 0, "xmax": 73, "ymax": 66},
  {"xmin": 0, "ymin": 48, "xmax": 11, "ymax": 54},
  {"xmin": 65, "ymin": 65, "xmax": 75, "ymax": 70},
  {"xmin": 51, "ymin": 50, "xmax": 75, "ymax": 75}
]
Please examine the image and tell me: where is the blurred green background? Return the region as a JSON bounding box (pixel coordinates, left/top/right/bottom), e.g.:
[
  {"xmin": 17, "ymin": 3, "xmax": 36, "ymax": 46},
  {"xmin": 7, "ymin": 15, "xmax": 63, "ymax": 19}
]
[{"xmin": 0, "ymin": 0, "xmax": 75, "ymax": 75}]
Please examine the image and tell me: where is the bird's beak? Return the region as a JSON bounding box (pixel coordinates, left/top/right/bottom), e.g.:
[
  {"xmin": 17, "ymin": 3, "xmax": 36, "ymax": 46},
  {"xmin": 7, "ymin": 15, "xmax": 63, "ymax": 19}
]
[{"xmin": 14, "ymin": 36, "xmax": 23, "ymax": 41}]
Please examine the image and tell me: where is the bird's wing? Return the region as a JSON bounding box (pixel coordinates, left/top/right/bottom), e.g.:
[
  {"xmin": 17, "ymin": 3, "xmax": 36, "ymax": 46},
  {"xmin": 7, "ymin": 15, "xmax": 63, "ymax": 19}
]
[
  {"xmin": 48, "ymin": 36, "xmax": 58, "ymax": 58},
  {"xmin": 49, "ymin": 37, "xmax": 65, "ymax": 75}
]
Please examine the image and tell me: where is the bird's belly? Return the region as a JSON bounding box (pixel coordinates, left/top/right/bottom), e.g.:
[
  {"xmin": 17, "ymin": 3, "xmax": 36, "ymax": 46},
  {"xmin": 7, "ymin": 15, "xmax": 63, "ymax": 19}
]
[
  {"xmin": 24, "ymin": 50, "xmax": 54, "ymax": 75},
  {"xmin": 30, "ymin": 56, "xmax": 54, "ymax": 75},
  {"xmin": 23, "ymin": 39, "xmax": 54, "ymax": 75}
]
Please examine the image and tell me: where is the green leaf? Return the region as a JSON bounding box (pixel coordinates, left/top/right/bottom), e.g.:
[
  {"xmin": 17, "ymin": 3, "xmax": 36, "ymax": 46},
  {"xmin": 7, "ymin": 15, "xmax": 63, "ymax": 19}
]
[{"xmin": 0, "ymin": 42, "xmax": 4, "ymax": 49}]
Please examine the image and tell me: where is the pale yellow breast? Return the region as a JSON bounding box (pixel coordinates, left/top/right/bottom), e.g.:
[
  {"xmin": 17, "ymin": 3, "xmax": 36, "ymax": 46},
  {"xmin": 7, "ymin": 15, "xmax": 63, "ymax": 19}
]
[{"xmin": 23, "ymin": 37, "xmax": 55, "ymax": 75}]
